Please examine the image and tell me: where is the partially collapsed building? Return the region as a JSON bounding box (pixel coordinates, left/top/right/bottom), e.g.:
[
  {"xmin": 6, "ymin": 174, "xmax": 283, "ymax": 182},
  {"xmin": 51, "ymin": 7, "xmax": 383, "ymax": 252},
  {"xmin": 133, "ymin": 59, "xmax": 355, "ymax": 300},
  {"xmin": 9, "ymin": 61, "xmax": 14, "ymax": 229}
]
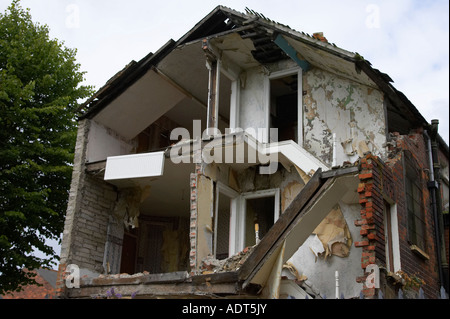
[{"xmin": 56, "ymin": 6, "xmax": 449, "ymax": 299}]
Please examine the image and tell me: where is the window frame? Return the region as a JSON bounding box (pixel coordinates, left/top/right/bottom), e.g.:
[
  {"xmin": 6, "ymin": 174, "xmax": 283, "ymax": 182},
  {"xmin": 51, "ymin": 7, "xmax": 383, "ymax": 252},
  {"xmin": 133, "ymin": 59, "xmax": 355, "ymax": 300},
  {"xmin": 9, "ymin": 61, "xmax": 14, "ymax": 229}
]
[
  {"xmin": 403, "ymin": 151, "xmax": 427, "ymax": 252},
  {"xmin": 214, "ymin": 182, "xmax": 239, "ymax": 259},
  {"xmin": 264, "ymin": 67, "xmax": 303, "ymax": 145},
  {"xmin": 383, "ymin": 199, "xmax": 401, "ymax": 273},
  {"xmin": 236, "ymin": 188, "xmax": 280, "ymax": 253}
]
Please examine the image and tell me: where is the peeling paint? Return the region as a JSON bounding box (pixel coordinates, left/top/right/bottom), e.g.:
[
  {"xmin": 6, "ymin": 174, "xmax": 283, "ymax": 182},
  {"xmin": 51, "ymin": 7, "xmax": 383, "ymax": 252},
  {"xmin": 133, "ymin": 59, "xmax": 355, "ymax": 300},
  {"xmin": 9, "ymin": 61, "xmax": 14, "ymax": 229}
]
[{"xmin": 303, "ymin": 68, "xmax": 386, "ymax": 166}]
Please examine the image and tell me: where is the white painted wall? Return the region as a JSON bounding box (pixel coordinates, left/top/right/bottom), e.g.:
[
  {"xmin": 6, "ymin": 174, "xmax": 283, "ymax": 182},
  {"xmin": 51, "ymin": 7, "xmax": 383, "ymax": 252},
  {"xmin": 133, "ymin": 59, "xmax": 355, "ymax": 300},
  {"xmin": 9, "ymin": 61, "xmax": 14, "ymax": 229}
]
[
  {"xmin": 86, "ymin": 120, "xmax": 136, "ymax": 163},
  {"xmin": 285, "ymin": 201, "xmax": 363, "ymax": 299},
  {"xmin": 238, "ymin": 67, "xmax": 268, "ymax": 142},
  {"xmin": 303, "ymin": 68, "xmax": 386, "ymax": 166}
]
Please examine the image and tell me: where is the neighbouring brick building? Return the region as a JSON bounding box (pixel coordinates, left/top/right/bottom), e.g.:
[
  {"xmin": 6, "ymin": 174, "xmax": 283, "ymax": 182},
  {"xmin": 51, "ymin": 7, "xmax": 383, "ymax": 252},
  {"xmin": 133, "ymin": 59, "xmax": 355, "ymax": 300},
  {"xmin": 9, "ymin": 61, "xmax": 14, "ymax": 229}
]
[
  {"xmin": 56, "ymin": 6, "xmax": 448, "ymax": 299},
  {"xmin": 1, "ymin": 268, "xmax": 57, "ymax": 299}
]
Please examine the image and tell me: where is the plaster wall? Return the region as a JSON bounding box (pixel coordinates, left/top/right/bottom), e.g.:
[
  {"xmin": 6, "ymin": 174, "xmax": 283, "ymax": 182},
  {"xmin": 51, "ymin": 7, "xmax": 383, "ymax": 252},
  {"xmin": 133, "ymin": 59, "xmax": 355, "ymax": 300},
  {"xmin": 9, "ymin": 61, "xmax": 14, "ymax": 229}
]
[
  {"xmin": 238, "ymin": 67, "xmax": 268, "ymax": 141},
  {"xmin": 286, "ymin": 201, "xmax": 363, "ymax": 298},
  {"xmin": 86, "ymin": 120, "xmax": 136, "ymax": 163},
  {"xmin": 303, "ymin": 67, "xmax": 386, "ymax": 166}
]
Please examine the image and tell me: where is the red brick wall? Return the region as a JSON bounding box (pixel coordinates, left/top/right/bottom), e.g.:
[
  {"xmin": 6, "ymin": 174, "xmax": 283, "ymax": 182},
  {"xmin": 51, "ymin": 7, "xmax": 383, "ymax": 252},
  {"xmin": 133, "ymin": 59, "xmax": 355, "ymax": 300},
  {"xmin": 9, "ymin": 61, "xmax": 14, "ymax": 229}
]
[
  {"xmin": 355, "ymin": 133, "xmax": 442, "ymax": 298},
  {"xmin": 387, "ymin": 133, "xmax": 440, "ymax": 298},
  {"xmin": 355, "ymin": 154, "xmax": 394, "ymax": 298}
]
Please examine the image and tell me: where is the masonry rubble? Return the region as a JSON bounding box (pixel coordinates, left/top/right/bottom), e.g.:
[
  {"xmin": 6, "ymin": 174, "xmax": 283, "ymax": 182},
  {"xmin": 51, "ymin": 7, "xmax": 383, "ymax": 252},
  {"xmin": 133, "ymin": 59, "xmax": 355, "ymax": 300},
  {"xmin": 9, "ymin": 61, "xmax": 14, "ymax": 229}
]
[{"xmin": 200, "ymin": 246, "xmax": 254, "ymax": 274}]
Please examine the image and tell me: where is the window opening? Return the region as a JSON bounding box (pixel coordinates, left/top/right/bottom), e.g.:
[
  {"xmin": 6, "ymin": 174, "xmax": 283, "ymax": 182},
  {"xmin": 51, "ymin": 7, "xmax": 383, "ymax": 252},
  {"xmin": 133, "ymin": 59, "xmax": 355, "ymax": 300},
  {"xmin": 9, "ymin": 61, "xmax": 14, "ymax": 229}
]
[
  {"xmin": 120, "ymin": 229, "xmax": 138, "ymax": 274},
  {"xmin": 214, "ymin": 183, "xmax": 238, "ymax": 260},
  {"xmin": 216, "ymin": 192, "xmax": 232, "ymax": 260},
  {"xmin": 269, "ymin": 74, "xmax": 298, "ymax": 143},
  {"xmin": 244, "ymin": 196, "xmax": 275, "ymax": 247}
]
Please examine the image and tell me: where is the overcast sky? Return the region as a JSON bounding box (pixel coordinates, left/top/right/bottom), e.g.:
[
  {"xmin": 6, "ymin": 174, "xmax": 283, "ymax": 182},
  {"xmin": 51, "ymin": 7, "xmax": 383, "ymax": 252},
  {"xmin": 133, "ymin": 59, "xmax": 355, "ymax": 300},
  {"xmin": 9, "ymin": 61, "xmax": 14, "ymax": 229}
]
[
  {"xmin": 1, "ymin": 0, "xmax": 448, "ymax": 142},
  {"xmin": 1, "ymin": 0, "xmax": 448, "ymax": 265}
]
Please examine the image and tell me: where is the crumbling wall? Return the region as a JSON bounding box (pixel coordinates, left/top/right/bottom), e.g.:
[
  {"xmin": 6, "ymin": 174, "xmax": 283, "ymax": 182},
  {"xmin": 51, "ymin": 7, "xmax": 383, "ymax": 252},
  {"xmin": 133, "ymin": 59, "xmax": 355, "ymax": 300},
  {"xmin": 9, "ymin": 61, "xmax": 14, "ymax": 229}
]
[
  {"xmin": 303, "ymin": 67, "xmax": 386, "ymax": 166},
  {"xmin": 57, "ymin": 119, "xmax": 118, "ymax": 297}
]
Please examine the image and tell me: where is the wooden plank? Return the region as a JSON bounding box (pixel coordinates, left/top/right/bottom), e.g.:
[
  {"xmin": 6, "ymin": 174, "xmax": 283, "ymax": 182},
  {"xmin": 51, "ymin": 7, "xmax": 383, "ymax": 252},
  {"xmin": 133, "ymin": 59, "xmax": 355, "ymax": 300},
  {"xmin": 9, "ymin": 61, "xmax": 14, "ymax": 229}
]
[
  {"xmin": 91, "ymin": 271, "xmax": 189, "ymax": 286},
  {"xmin": 85, "ymin": 160, "xmax": 106, "ymax": 175},
  {"xmin": 321, "ymin": 166, "xmax": 359, "ymax": 179},
  {"xmin": 241, "ymin": 177, "xmax": 336, "ymax": 287},
  {"xmin": 274, "ymin": 34, "xmax": 310, "ymax": 71},
  {"xmin": 237, "ymin": 169, "xmax": 324, "ymax": 281},
  {"xmin": 68, "ymin": 281, "xmax": 239, "ymax": 298},
  {"xmin": 191, "ymin": 271, "xmax": 239, "ymax": 284}
]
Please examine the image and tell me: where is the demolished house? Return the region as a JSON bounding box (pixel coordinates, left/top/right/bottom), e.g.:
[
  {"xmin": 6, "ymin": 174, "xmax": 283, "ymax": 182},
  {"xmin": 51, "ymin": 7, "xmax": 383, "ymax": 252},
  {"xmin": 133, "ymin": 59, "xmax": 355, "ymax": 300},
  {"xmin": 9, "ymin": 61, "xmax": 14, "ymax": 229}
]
[{"xmin": 56, "ymin": 6, "xmax": 449, "ymax": 299}]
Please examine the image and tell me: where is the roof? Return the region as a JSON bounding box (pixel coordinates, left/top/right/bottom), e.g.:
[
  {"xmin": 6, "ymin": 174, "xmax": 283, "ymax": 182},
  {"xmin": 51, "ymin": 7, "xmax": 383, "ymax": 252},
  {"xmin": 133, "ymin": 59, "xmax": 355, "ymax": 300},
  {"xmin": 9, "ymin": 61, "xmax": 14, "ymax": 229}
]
[
  {"xmin": 77, "ymin": 5, "xmax": 446, "ymax": 149},
  {"xmin": 1, "ymin": 268, "xmax": 57, "ymax": 299}
]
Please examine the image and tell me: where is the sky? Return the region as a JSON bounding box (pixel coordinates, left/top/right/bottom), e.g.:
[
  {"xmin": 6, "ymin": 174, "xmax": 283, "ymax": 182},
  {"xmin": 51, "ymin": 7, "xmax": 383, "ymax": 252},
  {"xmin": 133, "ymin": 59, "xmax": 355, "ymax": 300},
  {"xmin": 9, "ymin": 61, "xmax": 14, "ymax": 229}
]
[{"xmin": 1, "ymin": 0, "xmax": 448, "ymax": 267}]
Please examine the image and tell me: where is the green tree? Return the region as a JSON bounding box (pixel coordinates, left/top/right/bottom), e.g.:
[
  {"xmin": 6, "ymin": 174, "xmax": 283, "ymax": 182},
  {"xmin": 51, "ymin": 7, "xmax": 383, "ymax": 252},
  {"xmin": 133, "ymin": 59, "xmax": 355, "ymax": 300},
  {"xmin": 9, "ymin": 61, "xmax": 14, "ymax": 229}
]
[{"xmin": 0, "ymin": 0, "xmax": 92, "ymax": 294}]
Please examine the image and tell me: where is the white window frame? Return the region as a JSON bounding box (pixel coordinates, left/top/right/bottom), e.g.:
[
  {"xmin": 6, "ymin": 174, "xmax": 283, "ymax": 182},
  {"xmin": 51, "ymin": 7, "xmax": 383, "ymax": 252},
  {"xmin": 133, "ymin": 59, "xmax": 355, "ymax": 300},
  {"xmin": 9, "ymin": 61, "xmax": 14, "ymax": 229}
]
[
  {"xmin": 214, "ymin": 182, "xmax": 239, "ymax": 258},
  {"xmin": 264, "ymin": 67, "xmax": 303, "ymax": 145},
  {"xmin": 383, "ymin": 198, "xmax": 401, "ymax": 273},
  {"xmin": 234, "ymin": 188, "xmax": 280, "ymax": 253}
]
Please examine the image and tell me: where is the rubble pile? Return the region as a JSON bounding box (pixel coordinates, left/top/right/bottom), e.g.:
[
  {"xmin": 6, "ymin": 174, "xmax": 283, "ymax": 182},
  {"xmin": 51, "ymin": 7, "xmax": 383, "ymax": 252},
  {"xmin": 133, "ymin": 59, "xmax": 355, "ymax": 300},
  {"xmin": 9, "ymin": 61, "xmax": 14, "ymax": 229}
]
[{"xmin": 200, "ymin": 246, "xmax": 254, "ymax": 274}]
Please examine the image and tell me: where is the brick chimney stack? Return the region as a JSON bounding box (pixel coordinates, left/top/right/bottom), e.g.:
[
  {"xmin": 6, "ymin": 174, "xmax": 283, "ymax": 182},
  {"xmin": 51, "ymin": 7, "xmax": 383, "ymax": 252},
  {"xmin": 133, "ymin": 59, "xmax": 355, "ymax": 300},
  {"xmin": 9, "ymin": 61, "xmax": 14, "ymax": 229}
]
[{"xmin": 313, "ymin": 32, "xmax": 328, "ymax": 43}]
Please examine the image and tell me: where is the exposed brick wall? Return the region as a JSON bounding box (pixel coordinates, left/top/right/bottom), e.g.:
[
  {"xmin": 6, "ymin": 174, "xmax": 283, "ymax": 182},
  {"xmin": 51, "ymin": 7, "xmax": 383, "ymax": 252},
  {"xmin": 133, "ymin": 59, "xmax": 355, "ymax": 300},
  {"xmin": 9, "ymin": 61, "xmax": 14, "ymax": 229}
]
[
  {"xmin": 189, "ymin": 171, "xmax": 198, "ymax": 275},
  {"xmin": 355, "ymin": 133, "xmax": 442, "ymax": 298},
  {"xmin": 355, "ymin": 154, "xmax": 394, "ymax": 298},
  {"xmin": 387, "ymin": 133, "xmax": 440, "ymax": 298},
  {"xmin": 56, "ymin": 119, "xmax": 118, "ymax": 297},
  {"xmin": 73, "ymin": 175, "xmax": 116, "ymax": 270},
  {"xmin": 189, "ymin": 163, "xmax": 203, "ymax": 275}
]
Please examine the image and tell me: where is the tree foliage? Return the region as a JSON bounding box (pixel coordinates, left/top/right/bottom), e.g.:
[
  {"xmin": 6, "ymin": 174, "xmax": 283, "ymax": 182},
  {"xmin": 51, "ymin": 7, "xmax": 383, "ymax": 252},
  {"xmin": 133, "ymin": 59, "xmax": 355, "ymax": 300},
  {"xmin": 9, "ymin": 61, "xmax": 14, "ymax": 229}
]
[{"xmin": 0, "ymin": 0, "xmax": 92, "ymax": 294}]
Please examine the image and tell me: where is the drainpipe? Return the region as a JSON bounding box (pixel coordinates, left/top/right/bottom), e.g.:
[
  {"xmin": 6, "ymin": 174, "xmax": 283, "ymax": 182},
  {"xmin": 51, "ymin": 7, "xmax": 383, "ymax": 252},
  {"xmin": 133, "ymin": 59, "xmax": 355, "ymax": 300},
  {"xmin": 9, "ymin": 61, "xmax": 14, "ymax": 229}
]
[{"xmin": 424, "ymin": 120, "xmax": 449, "ymax": 293}]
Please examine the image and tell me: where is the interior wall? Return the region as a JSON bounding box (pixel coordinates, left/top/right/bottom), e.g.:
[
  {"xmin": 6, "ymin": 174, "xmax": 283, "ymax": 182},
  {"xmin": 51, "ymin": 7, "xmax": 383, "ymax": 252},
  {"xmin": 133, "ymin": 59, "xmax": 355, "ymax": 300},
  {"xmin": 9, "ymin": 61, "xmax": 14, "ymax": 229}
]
[
  {"xmin": 135, "ymin": 216, "xmax": 189, "ymax": 274},
  {"xmin": 303, "ymin": 67, "xmax": 386, "ymax": 166},
  {"xmin": 86, "ymin": 120, "xmax": 136, "ymax": 163},
  {"xmin": 286, "ymin": 201, "xmax": 363, "ymax": 298},
  {"xmin": 238, "ymin": 67, "xmax": 268, "ymax": 141}
]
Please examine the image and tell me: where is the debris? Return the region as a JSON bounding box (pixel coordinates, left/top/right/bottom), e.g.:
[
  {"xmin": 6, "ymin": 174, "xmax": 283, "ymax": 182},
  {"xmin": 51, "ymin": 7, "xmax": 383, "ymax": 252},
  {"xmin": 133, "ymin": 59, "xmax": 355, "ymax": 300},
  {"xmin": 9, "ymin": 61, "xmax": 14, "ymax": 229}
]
[
  {"xmin": 200, "ymin": 246, "xmax": 254, "ymax": 274},
  {"xmin": 311, "ymin": 204, "xmax": 352, "ymax": 258},
  {"xmin": 282, "ymin": 262, "xmax": 308, "ymax": 282}
]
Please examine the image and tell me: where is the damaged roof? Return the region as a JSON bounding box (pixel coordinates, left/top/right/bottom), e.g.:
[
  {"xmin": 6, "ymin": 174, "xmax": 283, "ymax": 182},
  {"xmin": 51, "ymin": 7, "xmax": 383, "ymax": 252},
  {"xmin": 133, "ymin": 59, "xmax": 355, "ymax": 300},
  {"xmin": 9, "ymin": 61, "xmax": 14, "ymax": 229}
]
[{"xmin": 78, "ymin": 5, "xmax": 436, "ymax": 139}]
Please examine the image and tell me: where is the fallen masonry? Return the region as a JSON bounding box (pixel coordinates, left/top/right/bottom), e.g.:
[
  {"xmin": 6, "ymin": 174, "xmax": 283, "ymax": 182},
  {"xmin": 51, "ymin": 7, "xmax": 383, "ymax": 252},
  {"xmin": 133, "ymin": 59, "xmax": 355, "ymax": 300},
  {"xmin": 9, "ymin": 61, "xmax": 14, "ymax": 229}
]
[{"xmin": 200, "ymin": 246, "xmax": 254, "ymax": 274}]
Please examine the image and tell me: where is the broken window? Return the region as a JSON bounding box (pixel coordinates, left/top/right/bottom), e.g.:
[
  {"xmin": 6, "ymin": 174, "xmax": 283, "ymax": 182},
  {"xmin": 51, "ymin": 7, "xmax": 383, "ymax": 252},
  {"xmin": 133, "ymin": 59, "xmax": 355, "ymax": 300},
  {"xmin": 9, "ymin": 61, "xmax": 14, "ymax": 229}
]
[
  {"xmin": 269, "ymin": 72, "xmax": 299, "ymax": 143},
  {"xmin": 404, "ymin": 152, "xmax": 427, "ymax": 252}
]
